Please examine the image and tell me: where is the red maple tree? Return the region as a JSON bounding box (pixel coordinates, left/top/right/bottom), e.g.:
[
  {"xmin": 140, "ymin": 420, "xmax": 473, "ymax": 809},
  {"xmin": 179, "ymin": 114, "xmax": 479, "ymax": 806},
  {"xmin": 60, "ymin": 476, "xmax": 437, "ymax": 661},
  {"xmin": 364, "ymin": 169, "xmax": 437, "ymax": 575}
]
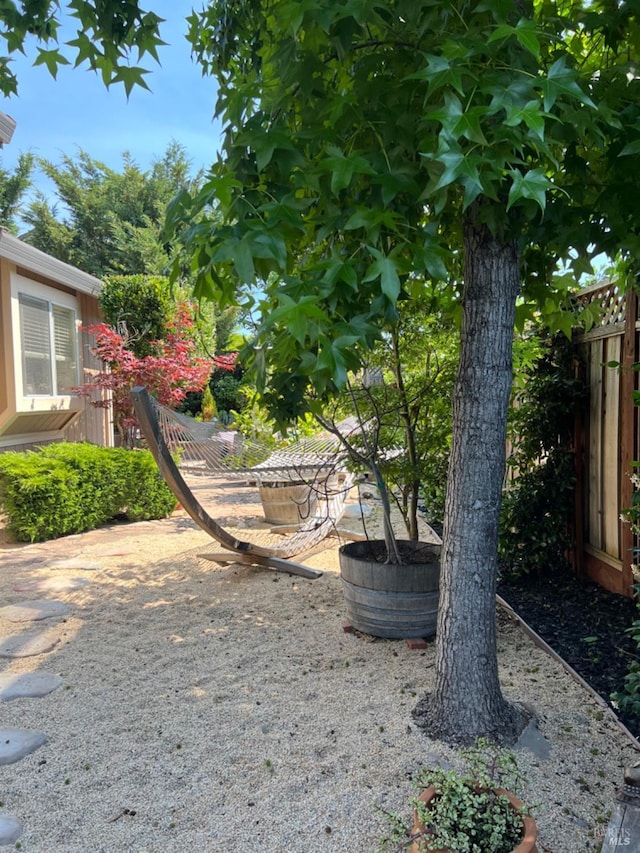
[
  {"xmin": 212, "ymin": 352, "xmax": 239, "ymax": 372},
  {"xmin": 75, "ymin": 304, "xmax": 212, "ymax": 443}
]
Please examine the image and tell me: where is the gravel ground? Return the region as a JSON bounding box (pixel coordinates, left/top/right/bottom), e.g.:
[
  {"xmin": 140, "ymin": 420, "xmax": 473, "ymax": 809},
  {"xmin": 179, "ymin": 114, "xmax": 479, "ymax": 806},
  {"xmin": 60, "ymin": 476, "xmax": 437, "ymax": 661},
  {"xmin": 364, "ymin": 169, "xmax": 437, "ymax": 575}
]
[{"xmin": 0, "ymin": 483, "xmax": 637, "ymax": 852}]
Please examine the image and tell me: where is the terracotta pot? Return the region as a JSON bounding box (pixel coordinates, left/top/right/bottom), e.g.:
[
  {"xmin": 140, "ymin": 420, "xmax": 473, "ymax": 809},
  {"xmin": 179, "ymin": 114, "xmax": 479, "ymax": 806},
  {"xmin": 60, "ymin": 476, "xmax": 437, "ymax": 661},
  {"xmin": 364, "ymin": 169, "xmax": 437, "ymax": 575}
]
[{"xmin": 411, "ymin": 785, "xmax": 538, "ymax": 853}]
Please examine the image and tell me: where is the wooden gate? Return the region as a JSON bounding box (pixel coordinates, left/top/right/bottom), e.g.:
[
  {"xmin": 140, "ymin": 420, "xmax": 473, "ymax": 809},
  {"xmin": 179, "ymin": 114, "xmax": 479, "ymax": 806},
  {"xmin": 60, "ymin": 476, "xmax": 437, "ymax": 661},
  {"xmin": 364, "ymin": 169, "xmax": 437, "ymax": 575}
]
[{"xmin": 575, "ymin": 281, "xmax": 638, "ymax": 597}]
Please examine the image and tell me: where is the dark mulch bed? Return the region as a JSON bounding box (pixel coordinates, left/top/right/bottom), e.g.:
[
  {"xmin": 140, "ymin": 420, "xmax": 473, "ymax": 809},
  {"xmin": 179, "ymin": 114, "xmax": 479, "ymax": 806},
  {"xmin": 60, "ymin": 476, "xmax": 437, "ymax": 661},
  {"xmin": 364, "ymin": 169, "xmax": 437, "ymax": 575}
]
[{"xmin": 497, "ymin": 566, "xmax": 640, "ymax": 739}]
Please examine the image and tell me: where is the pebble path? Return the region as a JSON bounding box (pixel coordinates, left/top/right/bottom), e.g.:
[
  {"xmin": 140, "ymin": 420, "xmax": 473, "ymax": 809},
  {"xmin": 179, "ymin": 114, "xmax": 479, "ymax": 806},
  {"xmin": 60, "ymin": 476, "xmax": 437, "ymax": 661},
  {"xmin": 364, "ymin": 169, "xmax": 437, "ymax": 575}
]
[{"xmin": 0, "ymin": 561, "xmax": 100, "ymax": 846}]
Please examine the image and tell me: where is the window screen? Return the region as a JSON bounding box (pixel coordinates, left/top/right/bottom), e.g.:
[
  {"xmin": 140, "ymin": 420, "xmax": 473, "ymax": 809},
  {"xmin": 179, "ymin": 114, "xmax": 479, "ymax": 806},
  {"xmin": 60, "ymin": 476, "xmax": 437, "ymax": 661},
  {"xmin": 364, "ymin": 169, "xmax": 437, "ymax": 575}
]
[
  {"xmin": 53, "ymin": 304, "xmax": 78, "ymax": 393},
  {"xmin": 18, "ymin": 292, "xmax": 79, "ymax": 396},
  {"xmin": 19, "ymin": 293, "xmax": 53, "ymax": 395}
]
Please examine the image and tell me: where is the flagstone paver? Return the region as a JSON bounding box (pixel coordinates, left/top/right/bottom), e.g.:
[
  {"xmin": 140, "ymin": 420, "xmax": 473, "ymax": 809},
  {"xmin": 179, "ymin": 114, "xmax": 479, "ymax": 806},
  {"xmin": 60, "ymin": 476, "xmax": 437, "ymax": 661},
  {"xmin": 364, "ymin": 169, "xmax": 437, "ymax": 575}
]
[
  {"xmin": 0, "ymin": 600, "xmax": 69, "ymax": 622},
  {"xmin": 93, "ymin": 547, "xmax": 135, "ymax": 557},
  {"xmin": 0, "ymin": 815, "xmax": 22, "ymax": 845},
  {"xmin": 0, "ymin": 632, "xmax": 60, "ymax": 658},
  {"xmin": 13, "ymin": 576, "xmax": 90, "ymax": 593},
  {"xmin": 0, "ymin": 728, "xmax": 46, "ymax": 765},
  {"xmin": 48, "ymin": 558, "xmax": 103, "ymax": 571},
  {"xmin": 0, "ymin": 673, "xmax": 63, "ymax": 701}
]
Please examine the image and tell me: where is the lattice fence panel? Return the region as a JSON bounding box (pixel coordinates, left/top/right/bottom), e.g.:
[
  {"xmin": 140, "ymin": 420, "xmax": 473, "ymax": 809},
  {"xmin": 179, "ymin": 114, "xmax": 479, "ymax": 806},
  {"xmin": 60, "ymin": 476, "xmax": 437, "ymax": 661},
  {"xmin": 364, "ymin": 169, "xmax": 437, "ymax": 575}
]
[{"xmin": 579, "ymin": 281, "xmax": 626, "ymax": 329}]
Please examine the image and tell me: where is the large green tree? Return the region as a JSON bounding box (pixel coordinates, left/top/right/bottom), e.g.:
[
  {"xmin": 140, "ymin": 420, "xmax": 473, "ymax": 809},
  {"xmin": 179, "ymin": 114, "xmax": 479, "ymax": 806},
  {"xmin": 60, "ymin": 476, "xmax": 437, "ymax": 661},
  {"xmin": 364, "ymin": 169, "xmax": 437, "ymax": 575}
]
[
  {"xmin": 165, "ymin": 0, "xmax": 638, "ymax": 744},
  {"xmin": 23, "ymin": 142, "xmax": 198, "ymax": 278},
  {"xmin": 8, "ymin": 0, "xmax": 639, "ymax": 744},
  {"xmin": 0, "ymin": 152, "xmax": 33, "ymax": 231}
]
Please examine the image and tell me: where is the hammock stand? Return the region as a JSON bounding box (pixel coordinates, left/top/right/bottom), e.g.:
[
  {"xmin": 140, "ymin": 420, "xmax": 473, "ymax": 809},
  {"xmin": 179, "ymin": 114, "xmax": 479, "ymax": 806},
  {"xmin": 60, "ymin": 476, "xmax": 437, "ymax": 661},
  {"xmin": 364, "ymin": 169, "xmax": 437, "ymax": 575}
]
[{"xmin": 131, "ymin": 387, "xmax": 356, "ymax": 579}]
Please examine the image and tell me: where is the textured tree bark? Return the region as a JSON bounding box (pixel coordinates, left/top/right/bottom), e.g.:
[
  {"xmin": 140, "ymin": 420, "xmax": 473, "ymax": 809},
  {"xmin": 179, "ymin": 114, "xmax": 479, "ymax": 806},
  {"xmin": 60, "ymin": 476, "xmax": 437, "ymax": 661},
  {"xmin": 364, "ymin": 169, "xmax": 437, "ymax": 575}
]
[{"xmin": 414, "ymin": 204, "xmax": 527, "ymax": 744}]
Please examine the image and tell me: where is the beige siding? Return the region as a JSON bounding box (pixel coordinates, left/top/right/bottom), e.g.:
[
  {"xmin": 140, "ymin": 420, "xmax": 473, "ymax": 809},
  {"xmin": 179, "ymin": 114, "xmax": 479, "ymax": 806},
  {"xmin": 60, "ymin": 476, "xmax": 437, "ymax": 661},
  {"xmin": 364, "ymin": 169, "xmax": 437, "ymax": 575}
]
[{"xmin": 61, "ymin": 293, "xmax": 113, "ymax": 447}]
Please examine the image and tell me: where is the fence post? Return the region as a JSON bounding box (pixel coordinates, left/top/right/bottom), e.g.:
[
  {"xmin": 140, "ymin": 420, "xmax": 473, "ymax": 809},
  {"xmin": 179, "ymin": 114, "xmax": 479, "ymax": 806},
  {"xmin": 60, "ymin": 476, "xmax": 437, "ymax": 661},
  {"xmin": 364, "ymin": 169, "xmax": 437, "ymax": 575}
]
[{"xmin": 620, "ymin": 289, "xmax": 637, "ymax": 596}]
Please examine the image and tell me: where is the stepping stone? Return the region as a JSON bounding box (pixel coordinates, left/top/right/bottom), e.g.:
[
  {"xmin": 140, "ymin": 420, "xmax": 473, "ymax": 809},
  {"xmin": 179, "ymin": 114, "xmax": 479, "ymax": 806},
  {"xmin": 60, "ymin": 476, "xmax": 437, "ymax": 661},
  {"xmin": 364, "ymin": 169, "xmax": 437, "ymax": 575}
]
[
  {"xmin": 0, "ymin": 672, "xmax": 63, "ymax": 701},
  {"xmin": 0, "ymin": 728, "xmax": 46, "ymax": 765},
  {"xmin": 515, "ymin": 717, "xmax": 552, "ymax": 760},
  {"xmin": 49, "ymin": 558, "xmax": 103, "ymax": 571},
  {"xmin": 0, "ymin": 632, "xmax": 60, "ymax": 658},
  {"xmin": 0, "ymin": 815, "xmax": 22, "ymax": 845},
  {"xmin": 0, "ymin": 600, "xmax": 69, "ymax": 623},
  {"xmin": 94, "ymin": 547, "xmax": 135, "ymax": 557},
  {"xmin": 13, "ymin": 576, "xmax": 90, "ymax": 593}
]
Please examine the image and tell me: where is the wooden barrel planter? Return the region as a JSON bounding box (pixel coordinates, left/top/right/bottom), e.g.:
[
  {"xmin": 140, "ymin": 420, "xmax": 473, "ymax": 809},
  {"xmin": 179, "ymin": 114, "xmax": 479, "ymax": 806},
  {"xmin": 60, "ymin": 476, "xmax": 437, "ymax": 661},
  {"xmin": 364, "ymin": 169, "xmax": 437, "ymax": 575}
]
[
  {"xmin": 258, "ymin": 481, "xmax": 319, "ymax": 525},
  {"xmin": 339, "ymin": 539, "xmax": 441, "ymax": 639}
]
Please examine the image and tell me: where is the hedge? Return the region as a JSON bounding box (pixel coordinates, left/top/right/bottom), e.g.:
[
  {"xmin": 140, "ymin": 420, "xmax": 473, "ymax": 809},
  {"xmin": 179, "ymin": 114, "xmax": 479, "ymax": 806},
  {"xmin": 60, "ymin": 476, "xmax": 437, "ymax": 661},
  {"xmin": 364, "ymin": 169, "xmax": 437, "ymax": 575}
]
[{"xmin": 0, "ymin": 442, "xmax": 177, "ymax": 542}]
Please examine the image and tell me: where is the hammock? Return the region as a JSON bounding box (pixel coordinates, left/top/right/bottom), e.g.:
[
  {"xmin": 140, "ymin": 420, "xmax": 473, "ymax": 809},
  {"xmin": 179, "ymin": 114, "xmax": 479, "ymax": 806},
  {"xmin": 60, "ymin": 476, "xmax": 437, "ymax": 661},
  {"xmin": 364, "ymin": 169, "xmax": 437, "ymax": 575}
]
[
  {"xmin": 130, "ymin": 387, "xmax": 356, "ymax": 579},
  {"xmin": 149, "ymin": 400, "xmax": 358, "ymax": 483}
]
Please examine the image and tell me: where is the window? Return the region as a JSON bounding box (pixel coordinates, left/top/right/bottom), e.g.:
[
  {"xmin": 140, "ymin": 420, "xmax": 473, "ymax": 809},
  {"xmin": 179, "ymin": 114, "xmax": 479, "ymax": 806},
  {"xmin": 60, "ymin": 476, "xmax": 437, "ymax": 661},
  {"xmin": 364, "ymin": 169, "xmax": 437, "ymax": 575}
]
[{"xmin": 18, "ymin": 292, "xmax": 78, "ymax": 396}]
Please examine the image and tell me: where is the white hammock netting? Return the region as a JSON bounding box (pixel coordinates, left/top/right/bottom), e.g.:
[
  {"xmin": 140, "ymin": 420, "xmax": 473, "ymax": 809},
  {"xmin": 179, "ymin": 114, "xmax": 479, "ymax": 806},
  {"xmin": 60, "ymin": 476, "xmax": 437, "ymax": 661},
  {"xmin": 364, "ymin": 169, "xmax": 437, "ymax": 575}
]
[
  {"xmin": 131, "ymin": 387, "xmax": 358, "ymax": 564},
  {"xmin": 155, "ymin": 403, "xmax": 359, "ymax": 484}
]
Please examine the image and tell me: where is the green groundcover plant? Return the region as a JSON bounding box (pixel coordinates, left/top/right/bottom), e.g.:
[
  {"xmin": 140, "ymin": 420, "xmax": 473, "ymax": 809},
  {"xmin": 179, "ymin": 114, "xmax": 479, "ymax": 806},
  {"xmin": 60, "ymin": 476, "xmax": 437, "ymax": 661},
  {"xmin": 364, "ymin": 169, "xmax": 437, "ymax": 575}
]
[
  {"xmin": 0, "ymin": 442, "xmax": 176, "ymax": 542},
  {"xmin": 379, "ymin": 739, "xmax": 531, "ymax": 853}
]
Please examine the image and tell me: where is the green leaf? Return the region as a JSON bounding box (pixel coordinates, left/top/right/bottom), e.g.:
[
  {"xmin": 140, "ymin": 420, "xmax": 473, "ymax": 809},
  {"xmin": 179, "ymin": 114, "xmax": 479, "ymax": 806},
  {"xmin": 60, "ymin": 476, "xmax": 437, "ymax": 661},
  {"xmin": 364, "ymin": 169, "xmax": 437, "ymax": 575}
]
[
  {"xmin": 459, "ymin": 157, "xmax": 486, "ymax": 210},
  {"xmin": 570, "ymin": 254, "xmax": 594, "ymax": 279},
  {"xmin": 345, "ymin": 207, "xmax": 379, "ymax": 230},
  {"xmin": 253, "ymin": 130, "xmax": 301, "ymax": 171},
  {"xmin": 487, "ymin": 24, "xmax": 516, "ymax": 45},
  {"xmin": 163, "ymin": 187, "xmax": 192, "ymax": 238},
  {"xmin": 454, "ymin": 108, "xmax": 487, "ymax": 145},
  {"xmin": 363, "ymin": 248, "xmax": 401, "ymax": 302},
  {"xmin": 515, "ymin": 20, "xmax": 541, "ymax": 58},
  {"xmin": 322, "ymin": 146, "xmax": 375, "ymax": 194},
  {"xmin": 430, "ymin": 150, "xmax": 464, "ymax": 191},
  {"xmin": 250, "ymin": 231, "xmax": 288, "ymax": 268},
  {"xmin": 507, "ymin": 168, "xmax": 553, "ymax": 213},
  {"xmin": 109, "ymin": 66, "xmax": 151, "ymax": 97},
  {"xmin": 541, "ymin": 57, "xmax": 596, "ymax": 111},
  {"xmin": 33, "ymin": 48, "xmax": 70, "ymax": 78},
  {"xmin": 425, "ymin": 91, "xmax": 463, "ymax": 135},
  {"xmin": 503, "ymin": 100, "xmax": 547, "ymax": 141},
  {"xmin": 619, "ymin": 140, "xmax": 640, "ymax": 156},
  {"xmin": 407, "ymin": 54, "xmax": 465, "ymax": 97},
  {"xmin": 67, "ymin": 32, "xmax": 97, "ymax": 69},
  {"xmin": 234, "ymin": 239, "xmax": 255, "ymax": 283}
]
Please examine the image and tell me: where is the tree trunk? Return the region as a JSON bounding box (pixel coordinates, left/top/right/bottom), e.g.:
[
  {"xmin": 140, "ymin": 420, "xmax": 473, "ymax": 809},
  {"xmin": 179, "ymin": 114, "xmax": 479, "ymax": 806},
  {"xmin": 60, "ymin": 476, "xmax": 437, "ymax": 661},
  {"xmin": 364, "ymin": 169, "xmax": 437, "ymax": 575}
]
[
  {"xmin": 391, "ymin": 328, "xmax": 420, "ymax": 540},
  {"xmin": 414, "ymin": 204, "xmax": 527, "ymax": 744}
]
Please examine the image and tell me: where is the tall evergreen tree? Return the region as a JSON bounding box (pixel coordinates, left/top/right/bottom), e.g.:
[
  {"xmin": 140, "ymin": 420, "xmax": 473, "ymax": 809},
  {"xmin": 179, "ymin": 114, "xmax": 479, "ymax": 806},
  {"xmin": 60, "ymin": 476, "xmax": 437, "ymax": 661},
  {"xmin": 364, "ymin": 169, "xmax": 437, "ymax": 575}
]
[
  {"xmin": 0, "ymin": 152, "xmax": 33, "ymax": 231},
  {"xmin": 23, "ymin": 142, "xmax": 199, "ymax": 278}
]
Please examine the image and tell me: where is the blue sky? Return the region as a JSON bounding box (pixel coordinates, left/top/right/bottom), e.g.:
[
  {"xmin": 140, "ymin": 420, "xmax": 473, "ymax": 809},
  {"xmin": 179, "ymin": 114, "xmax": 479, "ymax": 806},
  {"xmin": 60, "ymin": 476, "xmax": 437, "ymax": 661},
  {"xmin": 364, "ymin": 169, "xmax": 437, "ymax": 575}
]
[{"xmin": 0, "ymin": 1, "xmax": 222, "ymax": 202}]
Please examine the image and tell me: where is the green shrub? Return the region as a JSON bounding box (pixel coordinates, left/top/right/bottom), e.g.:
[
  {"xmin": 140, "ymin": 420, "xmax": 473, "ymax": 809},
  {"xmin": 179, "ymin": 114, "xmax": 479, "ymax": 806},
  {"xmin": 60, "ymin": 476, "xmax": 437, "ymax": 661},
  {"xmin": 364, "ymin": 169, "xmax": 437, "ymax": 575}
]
[
  {"xmin": 612, "ymin": 583, "xmax": 640, "ymax": 717},
  {"xmin": 99, "ymin": 275, "xmax": 172, "ymax": 358},
  {"xmin": 0, "ymin": 443, "xmax": 176, "ymax": 542},
  {"xmin": 211, "ymin": 373, "xmax": 245, "ymax": 417},
  {"xmin": 499, "ymin": 330, "xmax": 587, "ymax": 577},
  {"xmin": 201, "ymin": 384, "xmax": 217, "ymax": 421},
  {"xmin": 121, "ymin": 450, "xmax": 178, "ymax": 521}
]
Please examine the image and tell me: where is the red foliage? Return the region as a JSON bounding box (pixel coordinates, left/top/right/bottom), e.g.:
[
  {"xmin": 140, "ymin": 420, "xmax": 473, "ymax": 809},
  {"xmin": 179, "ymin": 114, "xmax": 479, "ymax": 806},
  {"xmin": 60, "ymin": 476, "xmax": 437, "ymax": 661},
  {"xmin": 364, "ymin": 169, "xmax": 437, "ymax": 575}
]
[
  {"xmin": 75, "ymin": 304, "xmax": 212, "ymax": 437},
  {"xmin": 212, "ymin": 352, "xmax": 239, "ymax": 372}
]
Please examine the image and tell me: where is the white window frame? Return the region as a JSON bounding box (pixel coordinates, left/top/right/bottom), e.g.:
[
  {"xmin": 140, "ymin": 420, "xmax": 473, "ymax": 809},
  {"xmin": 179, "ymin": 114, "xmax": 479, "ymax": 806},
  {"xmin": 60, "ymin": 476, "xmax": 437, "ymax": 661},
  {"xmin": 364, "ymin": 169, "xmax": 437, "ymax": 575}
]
[{"xmin": 10, "ymin": 273, "xmax": 82, "ymax": 412}]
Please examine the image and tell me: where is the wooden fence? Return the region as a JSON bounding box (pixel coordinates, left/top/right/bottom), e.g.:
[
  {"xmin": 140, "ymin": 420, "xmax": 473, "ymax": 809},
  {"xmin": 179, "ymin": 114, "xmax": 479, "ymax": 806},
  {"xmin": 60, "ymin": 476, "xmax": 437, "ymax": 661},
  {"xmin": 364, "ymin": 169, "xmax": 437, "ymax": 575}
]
[{"xmin": 575, "ymin": 281, "xmax": 638, "ymax": 597}]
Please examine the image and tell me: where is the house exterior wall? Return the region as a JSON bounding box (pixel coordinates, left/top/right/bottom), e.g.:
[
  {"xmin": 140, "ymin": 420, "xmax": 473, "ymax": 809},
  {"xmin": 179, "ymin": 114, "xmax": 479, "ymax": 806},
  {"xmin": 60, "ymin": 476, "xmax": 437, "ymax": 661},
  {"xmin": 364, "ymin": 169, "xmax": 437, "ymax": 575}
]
[
  {"xmin": 62, "ymin": 292, "xmax": 113, "ymax": 448},
  {"xmin": 0, "ymin": 231, "xmax": 112, "ymax": 453}
]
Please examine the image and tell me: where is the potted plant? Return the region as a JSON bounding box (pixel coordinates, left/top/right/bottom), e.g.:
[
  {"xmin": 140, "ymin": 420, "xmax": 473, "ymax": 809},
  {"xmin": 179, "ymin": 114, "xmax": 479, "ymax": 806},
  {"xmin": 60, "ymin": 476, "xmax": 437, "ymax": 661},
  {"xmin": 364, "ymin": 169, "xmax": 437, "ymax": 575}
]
[
  {"xmin": 317, "ymin": 340, "xmax": 452, "ymax": 638},
  {"xmin": 252, "ymin": 308, "xmax": 455, "ymax": 638},
  {"xmin": 381, "ymin": 739, "xmax": 538, "ymax": 852}
]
